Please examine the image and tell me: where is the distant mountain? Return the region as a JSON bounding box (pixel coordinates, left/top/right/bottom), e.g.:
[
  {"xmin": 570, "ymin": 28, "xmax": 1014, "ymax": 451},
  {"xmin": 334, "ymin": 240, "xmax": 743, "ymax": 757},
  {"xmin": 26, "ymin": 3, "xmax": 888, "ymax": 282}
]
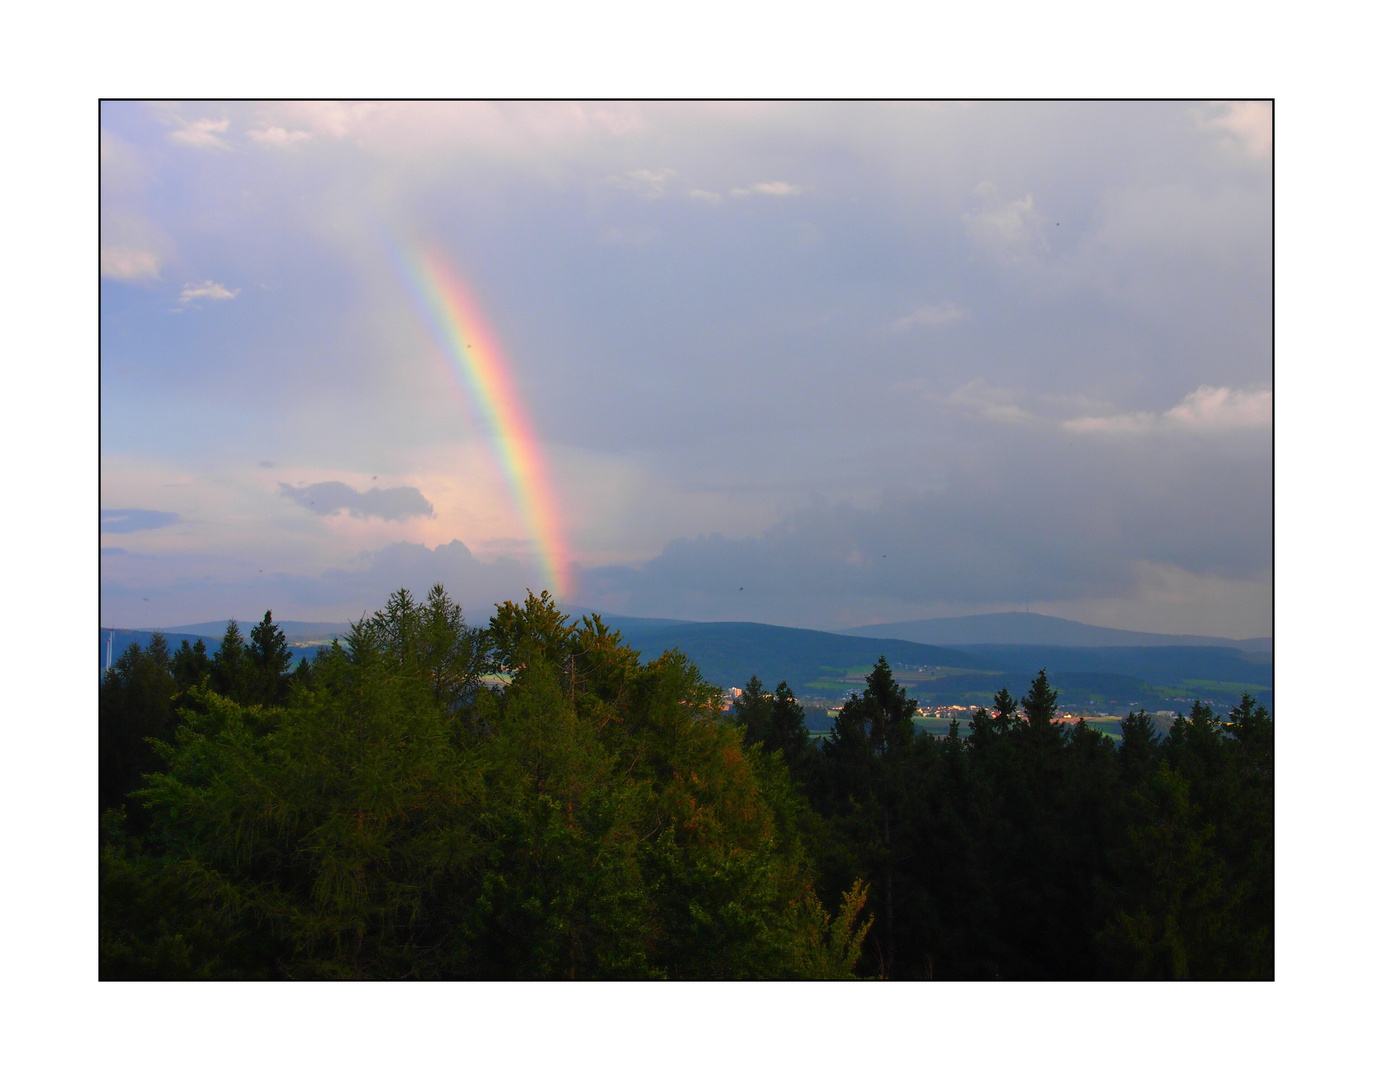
[
  {"xmin": 101, "ymin": 608, "xmax": 1272, "ymax": 716},
  {"xmin": 598, "ymin": 619, "xmax": 977, "ymax": 693},
  {"xmin": 101, "ymin": 621, "xmax": 347, "ymax": 675},
  {"xmin": 144, "ymin": 620, "xmax": 354, "ymax": 642},
  {"xmin": 840, "ymin": 612, "xmax": 1272, "ymax": 653},
  {"xmin": 561, "ymin": 608, "xmax": 695, "ymax": 634}
]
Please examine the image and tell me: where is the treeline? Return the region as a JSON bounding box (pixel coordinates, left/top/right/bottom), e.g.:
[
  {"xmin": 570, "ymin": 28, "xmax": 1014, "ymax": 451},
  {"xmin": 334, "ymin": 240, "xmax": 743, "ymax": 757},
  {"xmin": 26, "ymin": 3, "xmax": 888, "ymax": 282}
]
[
  {"xmin": 741, "ymin": 665, "xmax": 1273, "ymax": 978},
  {"xmin": 99, "ymin": 586, "xmax": 1273, "ymax": 980},
  {"xmin": 100, "ymin": 588, "xmax": 868, "ymax": 979}
]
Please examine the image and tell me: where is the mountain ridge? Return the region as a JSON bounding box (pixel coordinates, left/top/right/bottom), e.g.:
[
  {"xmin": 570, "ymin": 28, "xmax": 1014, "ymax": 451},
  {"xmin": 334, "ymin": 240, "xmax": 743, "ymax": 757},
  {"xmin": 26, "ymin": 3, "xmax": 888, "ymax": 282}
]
[{"xmin": 839, "ymin": 611, "xmax": 1271, "ymax": 652}]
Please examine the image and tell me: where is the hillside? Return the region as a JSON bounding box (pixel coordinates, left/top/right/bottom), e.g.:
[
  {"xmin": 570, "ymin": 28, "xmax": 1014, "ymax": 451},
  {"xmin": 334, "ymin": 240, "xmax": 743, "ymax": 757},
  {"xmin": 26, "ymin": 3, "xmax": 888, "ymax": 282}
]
[
  {"xmin": 594, "ymin": 619, "xmax": 1272, "ymax": 715},
  {"xmin": 103, "ymin": 609, "xmax": 1272, "ymax": 716},
  {"xmin": 840, "ymin": 611, "xmax": 1272, "ymax": 653}
]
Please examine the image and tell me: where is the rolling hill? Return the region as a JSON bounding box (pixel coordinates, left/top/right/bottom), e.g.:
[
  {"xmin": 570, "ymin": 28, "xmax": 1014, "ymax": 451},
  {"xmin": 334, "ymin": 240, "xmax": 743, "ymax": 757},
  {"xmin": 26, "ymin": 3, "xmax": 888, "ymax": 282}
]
[
  {"xmin": 101, "ymin": 608, "xmax": 1272, "ymax": 718},
  {"xmin": 839, "ymin": 611, "xmax": 1272, "ymax": 653}
]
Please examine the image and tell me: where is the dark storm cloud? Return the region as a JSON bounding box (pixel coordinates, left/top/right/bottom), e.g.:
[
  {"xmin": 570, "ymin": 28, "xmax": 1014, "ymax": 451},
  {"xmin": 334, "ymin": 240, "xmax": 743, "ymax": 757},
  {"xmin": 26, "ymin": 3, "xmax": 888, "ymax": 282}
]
[
  {"xmin": 279, "ymin": 481, "xmax": 434, "ymax": 522},
  {"xmin": 579, "ymin": 417, "xmax": 1272, "ymax": 627},
  {"xmin": 101, "ymin": 508, "xmax": 179, "ymax": 533}
]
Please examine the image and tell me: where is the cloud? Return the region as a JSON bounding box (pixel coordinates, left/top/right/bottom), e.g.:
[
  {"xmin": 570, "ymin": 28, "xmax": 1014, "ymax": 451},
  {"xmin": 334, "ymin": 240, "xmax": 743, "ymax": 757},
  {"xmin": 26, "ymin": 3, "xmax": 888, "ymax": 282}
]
[
  {"xmin": 1064, "ymin": 386, "xmax": 1272, "ymax": 435},
  {"xmin": 889, "ymin": 301, "xmax": 966, "ymax": 331},
  {"xmin": 609, "ymin": 168, "xmax": 673, "ymax": 199},
  {"xmin": 577, "ymin": 424, "xmax": 1272, "ymax": 629},
  {"xmin": 248, "ymin": 126, "xmax": 312, "ymax": 147},
  {"xmin": 279, "ymin": 481, "xmax": 435, "ymax": 521},
  {"xmin": 178, "ymin": 280, "xmax": 240, "ymax": 304},
  {"xmin": 1198, "ymin": 101, "xmax": 1272, "ymax": 160},
  {"xmin": 945, "ymin": 379, "xmax": 1033, "ymax": 423},
  {"xmin": 689, "ymin": 189, "xmax": 723, "ymax": 203},
  {"xmin": 962, "ymin": 182, "xmax": 1047, "ymax": 262},
  {"xmin": 729, "ymin": 180, "xmax": 802, "ymax": 197},
  {"xmin": 1164, "ymin": 385, "xmax": 1272, "ymax": 430},
  {"xmin": 169, "ymin": 117, "xmax": 230, "ymax": 150},
  {"xmin": 101, "ymin": 509, "xmax": 179, "ymax": 533},
  {"xmin": 100, "ymin": 247, "xmax": 161, "ymax": 281},
  {"xmin": 100, "ymin": 539, "xmax": 543, "ymax": 627}
]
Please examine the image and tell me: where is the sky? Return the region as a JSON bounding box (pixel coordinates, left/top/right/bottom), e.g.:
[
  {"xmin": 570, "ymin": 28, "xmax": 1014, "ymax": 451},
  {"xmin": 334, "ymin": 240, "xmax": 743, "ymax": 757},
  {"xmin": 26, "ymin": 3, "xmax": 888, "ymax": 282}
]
[{"xmin": 100, "ymin": 100, "xmax": 1272, "ymax": 637}]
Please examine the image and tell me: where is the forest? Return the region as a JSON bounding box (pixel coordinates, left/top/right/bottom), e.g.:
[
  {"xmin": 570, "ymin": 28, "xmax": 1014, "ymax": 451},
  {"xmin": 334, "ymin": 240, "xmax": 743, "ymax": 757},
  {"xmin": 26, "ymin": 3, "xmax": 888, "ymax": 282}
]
[{"xmin": 99, "ymin": 586, "xmax": 1273, "ymax": 980}]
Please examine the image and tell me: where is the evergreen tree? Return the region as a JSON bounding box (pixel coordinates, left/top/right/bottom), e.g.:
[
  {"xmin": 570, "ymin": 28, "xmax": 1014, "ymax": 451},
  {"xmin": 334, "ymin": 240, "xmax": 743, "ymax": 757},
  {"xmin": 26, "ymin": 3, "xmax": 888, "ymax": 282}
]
[
  {"xmin": 735, "ymin": 675, "xmax": 772, "ymax": 748},
  {"xmin": 1021, "ymin": 669, "xmax": 1059, "ymax": 737},
  {"xmin": 170, "ymin": 638, "xmax": 211, "ymax": 692},
  {"xmin": 991, "ymin": 686, "xmax": 1020, "ymax": 735},
  {"xmin": 209, "ymin": 620, "xmax": 253, "ymax": 703},
  {"xmin": 99, "ymin": 639, "xmax": 178, "ymax": 827},
  {"xmin": 821, "ymin": 657, "xmax": 918, "ymax": 975},
  {"xmin": 106, "ymin": 587, "xmax": 870, "ymax": 980},
  {"xmin": 247, "ymin": 610, "xmax": 293, "ymax": 706},
  {"xmin": 1119, "ymin": 709, "xmax": 1162, "ymax": 787}
]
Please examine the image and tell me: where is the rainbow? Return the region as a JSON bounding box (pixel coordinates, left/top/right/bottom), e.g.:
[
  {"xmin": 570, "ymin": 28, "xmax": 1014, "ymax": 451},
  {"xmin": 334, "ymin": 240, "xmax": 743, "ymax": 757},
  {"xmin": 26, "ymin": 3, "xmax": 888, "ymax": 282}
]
[{"xmin": 389, "ymin": 242, "xmax": 571, "ymax": 599}]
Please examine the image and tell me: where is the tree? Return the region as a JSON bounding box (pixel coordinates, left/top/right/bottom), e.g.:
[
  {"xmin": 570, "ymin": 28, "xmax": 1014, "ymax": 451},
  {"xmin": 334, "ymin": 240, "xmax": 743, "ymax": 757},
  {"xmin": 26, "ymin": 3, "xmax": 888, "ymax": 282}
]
[
  {"xmin": 821, "ymin": 657, "xmax": 919, "ymax": 975},
  {"xmin": 1119, "ymin": 709, "xmax": 1161, "ymax": 787},
  {"xmin": 488, "ymin": 590, "xmax": 573, "ymax": 674},
  {"xmin": 991, "ymin": 686, "xmax": 1020, "ymax": 735},
  {"xmin": 1021, "ymin": 669, "xmax": 1059, "ymax": 735},
  {"xmin": 735, "ymin": 675, "xmax": 772, "ymax": 747},
  {"xmin": 170, "ymin": 638, "xmax": 211, "ymax": 692},
  {"xmin": 209, "ymin": 620, "xmax": 253, "ymax": 703},
  {"xmin": 247, "ymin": 610, "xmax": 293, "ymax": 706},
  {"xmin": 107, "ymin": 587, "xmax": 867, "ymax": 979},
  {"xmin": 735, "ymin": 678, "xmax": 811, "ymax": 762},
  {"xmin": 99, "ymin": 637, "xmax": 178, "ymax": 827},
  {"xmin": 1098, "ymin": 763, "xmax": 1236, "ymax": 978}
]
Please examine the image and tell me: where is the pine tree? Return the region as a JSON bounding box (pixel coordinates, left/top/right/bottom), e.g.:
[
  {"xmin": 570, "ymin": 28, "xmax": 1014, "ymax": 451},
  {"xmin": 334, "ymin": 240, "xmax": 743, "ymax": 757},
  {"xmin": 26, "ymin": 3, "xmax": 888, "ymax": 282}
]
[
  {"xmin": 99, "ymin": 641, "xmax": 178, "ymax": 826},
  {"xmin": 247, "ymin": 610, "xmax": 293, "ymax": 706},
  {"xmin": 210, "ymin": 620, "xmax": 253, "ymax": 703},
  {"xmin": 170, "ymin": 638, "xmax": 211, "ymax": 691},
  {"xmin": 735, "ymin": 675, "xmax": 772, "ymax": 747}
]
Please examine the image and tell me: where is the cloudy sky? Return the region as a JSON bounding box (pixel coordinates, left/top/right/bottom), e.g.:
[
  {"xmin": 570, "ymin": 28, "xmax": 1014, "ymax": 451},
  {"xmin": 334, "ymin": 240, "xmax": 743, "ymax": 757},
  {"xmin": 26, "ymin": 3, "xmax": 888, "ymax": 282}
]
[{"xmin": 100, "ymin": 100, "xmax": 1272, "ymax": 637}]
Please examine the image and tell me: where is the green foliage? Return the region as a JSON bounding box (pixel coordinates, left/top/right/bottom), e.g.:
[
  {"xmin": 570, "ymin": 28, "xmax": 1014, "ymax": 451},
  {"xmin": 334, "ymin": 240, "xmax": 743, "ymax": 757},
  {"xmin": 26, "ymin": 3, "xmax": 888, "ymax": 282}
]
[
  {"xmin": 170, "ymin": 637, "xmax": 211, "ymax": 692},
  {"xmin": 488, "ymin": 589, "xmax": 574, "ymax": 674},
  {"xmin": 98, "ymin": 589, "xmax": 1271, "ymax": 981},
  {"xmin": 783, "ymin": 879, "xmax": 874, "ymax": 979},
  {"xmin": 735, "ymin": 676, "xmax": 815, "ymax": 785},
  {"xmin": 100, "ymin": 636, "xmax": 178, "ymax": 825},
  {"xmin": 210, "ymin": 620, "xmax": 253, "ymax": 704},
  {"xmin": 1097, "ymin": 763, "xmax": 1236, "ymax": 978},
  {"xmin": 247, "ymin": 610, "xmax": 293, "ymax": 705},
  {"xmin": 102, "ymin": 586, "xmax": 871, "ymax": 980}
]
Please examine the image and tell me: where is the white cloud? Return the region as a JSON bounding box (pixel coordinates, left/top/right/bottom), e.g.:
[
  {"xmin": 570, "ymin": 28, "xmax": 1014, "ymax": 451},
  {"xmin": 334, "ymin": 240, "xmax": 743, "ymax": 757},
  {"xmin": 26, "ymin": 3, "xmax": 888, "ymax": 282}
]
[
  {"xmin": 169, "ymin": 117, "xmax": 231, "ymax": 150},
  {"xmin": 178, "ymin": 280, "xmax": 240, "ymax": 303},
  {"xmin": 689, "ymin": 188, "xmax": 723, "ymax": 203},
  {"xmin": 254, "ymin": 101, "xmax": 645, "ymax": 164},
  {"xmin": 101, "ymin": 246, "xmax": 161, "ymax": 281},
  {"xmin": 248, "ymin": 126, "xmax": 312, "ymax": 147},
  {"xmin": 609, "ymin": 168, "xmax": 673, "ymax": 199},
  {"xmin": 1064, "ymin": 385, "xmax": 1272, "ymax": 435},
  {"xmin": 1164, "ymin": 385, "xmax": 1273, "ymax": 430},
  {"xmin": 889, "ymin": 301, "xmax": 966, "ymax": 331},
  {"xmin": 963, "ymin": 182, "xmax": 1047, "ymax": 262},
  {"xmin": 1198, "ymin": 101, "xmax": 1272, "ymax": 160},
  {"xmin": 729, "ymin": 180, "xmax": 802, "ymax": 197},
  {"xmin": 945, "ymin": 379, "xmax": 1033, "ymax": 423}
]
